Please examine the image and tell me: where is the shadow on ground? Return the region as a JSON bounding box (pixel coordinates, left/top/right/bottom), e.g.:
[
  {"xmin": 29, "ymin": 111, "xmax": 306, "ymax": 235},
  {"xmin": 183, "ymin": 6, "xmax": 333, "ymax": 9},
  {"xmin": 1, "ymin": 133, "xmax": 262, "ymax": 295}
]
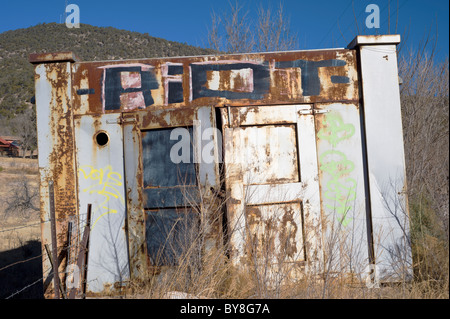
[{"xmin": 0, "ymin": 240, "xmax": 44, "ymax": 299}]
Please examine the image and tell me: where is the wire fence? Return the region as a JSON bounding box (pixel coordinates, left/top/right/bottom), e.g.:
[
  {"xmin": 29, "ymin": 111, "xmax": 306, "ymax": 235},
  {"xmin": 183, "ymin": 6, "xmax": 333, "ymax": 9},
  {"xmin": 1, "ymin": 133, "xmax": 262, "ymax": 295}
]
[
  {"xmin": 0, "ymin": 217, "xmax": 92, "ymax": 299},
  {"xmin": 0, "ymin": 219, "xmax": 45, "ymax": 299}
]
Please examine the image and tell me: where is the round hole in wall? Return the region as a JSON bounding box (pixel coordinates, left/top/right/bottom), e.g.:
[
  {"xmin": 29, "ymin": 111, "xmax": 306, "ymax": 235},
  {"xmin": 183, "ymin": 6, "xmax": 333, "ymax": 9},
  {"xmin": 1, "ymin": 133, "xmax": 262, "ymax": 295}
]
[{"xmin": 95, "ymin": 131, "xmax": 109, "ymax": 146}]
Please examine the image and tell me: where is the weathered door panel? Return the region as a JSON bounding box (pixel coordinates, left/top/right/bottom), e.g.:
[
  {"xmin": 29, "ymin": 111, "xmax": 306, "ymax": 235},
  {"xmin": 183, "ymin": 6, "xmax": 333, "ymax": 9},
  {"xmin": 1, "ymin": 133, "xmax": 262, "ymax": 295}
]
[
  {"xmin": 125, "ymin": 106, "xmax": 220, "ymax": 269},
  {"xmin": 146, "ymin": 207, "xmax": 199, "ymax": 266},
  {"xmin": 222, "ymin": 104, "xmax": 323, "ymax": 279},
  {"xmin": 142, "ymin": 127, "xmax": 198, "ymax": 209},
  {"xmin": 142, "ymin": 126, "xmax": 199, "ymax": 267},
  {"xmin": 74, "ymin": 113, "xmax": 130, "ymax": 294}
]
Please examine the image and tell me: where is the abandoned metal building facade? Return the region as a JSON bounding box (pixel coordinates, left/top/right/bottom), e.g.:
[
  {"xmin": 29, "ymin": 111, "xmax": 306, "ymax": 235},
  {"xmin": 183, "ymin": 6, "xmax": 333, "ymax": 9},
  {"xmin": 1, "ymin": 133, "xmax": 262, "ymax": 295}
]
[{"xmin": 30, "ymin": 35, "xmax": 412, "ymax": 297}]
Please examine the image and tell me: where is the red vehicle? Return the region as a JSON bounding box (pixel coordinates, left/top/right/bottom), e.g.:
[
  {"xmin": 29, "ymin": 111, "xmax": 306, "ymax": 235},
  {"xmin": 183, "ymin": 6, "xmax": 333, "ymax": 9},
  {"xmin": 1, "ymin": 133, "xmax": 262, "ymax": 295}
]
[{"xmin": 0, "ymin": 137, "xmax": 20, "ymax": 157}]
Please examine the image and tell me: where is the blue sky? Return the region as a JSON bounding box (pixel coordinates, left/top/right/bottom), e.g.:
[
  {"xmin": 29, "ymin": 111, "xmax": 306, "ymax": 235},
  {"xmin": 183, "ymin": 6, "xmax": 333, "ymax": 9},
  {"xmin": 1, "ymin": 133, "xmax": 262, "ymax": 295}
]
[{"xmin": 0, "ymin": 0, "xmax": 448, "ymax": 61}]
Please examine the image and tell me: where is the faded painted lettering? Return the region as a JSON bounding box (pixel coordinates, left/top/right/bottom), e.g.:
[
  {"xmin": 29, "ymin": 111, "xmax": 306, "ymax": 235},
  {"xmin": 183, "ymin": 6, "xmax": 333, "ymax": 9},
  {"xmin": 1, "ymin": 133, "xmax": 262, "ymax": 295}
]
[
  {"xmin": 190, "ymin": 61, "xmax": 270, "ymax": 101},
  {"xmin": 91, "ymin": 57, "xmax": 351, "ymax": 111},
  {"xmin": 275, "ymin": 59, "xmax": 349, "ymax": 96},
  {"xmin": 99, "ymin": 64, "xmax": 159, "ymax": 111}
]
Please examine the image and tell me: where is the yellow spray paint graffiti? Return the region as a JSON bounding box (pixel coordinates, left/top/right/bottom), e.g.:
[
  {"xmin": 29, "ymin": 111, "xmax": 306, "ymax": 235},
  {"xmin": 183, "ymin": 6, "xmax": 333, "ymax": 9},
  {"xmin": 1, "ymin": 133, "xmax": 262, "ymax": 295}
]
[
  {"xmin": 78, "ymin": 165, "xmax": 124, "ymax": 229},
  {"xmin": 318, "ymin": 112, "xmax": 356, "ymax": 226}
]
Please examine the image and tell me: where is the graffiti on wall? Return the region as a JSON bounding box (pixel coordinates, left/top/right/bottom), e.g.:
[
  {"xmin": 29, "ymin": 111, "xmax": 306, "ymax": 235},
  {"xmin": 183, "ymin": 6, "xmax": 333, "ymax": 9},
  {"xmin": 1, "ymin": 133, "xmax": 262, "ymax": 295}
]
[
  {"xmin": 78, "ymin": 164, "xmax": 125, "ymax": 229},
  {"xmin": 317, "ymin": 112, "xmax": 356, "ymax": 226}
]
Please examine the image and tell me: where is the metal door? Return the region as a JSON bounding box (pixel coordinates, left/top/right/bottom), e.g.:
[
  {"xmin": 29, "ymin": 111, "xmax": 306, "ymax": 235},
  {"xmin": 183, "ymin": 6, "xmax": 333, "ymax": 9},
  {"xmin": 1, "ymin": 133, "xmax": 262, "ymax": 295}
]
[
  {"xmin": 142, "ymin": 124, "xmax": 199, "ymax": 267},
  {"xmin": 123, "ymin": 106, "xmax": 220, "ymax": 275},
  {"xmin": 222, "ymin": 104, "xmax": 323, "ymax": 280}
]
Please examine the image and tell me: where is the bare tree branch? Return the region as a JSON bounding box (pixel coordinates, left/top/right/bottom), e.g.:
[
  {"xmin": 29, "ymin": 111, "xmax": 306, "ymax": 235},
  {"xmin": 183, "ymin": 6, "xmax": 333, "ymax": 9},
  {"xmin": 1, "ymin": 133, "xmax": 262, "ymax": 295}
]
[{"xmin": 207, "ymin": 1, "xmax": 298, "ymax": 54}]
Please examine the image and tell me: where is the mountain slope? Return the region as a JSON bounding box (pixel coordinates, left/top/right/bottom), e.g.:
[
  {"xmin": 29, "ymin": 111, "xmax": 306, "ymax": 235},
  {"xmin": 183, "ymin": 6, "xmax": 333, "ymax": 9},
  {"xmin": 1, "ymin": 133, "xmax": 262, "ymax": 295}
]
[{"xmin": 0, "ymin": 22, "xmax": 216, "ymax": 119}]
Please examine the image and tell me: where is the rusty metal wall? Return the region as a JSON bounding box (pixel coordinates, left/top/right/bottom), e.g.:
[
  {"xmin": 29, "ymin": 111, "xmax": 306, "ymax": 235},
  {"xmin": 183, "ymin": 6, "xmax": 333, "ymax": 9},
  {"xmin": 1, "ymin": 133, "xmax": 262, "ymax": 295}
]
[
  {"xmin": 31, "ymin": 53, "xmax": 79, "ymax": 298},
  {"xmin": 30, "ymin": 36, "xmax": 412, "ymax": 297}
]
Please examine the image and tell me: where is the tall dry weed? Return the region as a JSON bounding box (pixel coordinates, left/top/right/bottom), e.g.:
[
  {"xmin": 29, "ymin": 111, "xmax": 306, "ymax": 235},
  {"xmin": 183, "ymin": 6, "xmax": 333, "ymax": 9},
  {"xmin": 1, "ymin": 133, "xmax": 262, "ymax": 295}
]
[{"xmin": 398, "ymin": 38, "xmax": 449, "ymax": 298}]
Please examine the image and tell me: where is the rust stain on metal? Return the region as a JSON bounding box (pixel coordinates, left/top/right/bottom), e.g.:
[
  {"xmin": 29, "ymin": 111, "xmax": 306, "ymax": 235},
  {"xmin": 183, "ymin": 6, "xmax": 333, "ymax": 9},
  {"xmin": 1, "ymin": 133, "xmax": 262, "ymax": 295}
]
[
  {"xmin": 32, "ymin": 60, "xmax": 79, "ymax": 298},
  {"xmin": 245, "ymin": 202, "xmax": 302, "ymax": 262},
  {"xmin": 70, "ymin": 50, "xmax": 358, "ymax": 115},
  {"xmin": 139, "ymin": 107, "xmax": 196, "ymax": 129},
  {"xmin": 29, "ymin": 52, "xmax": 80, "ymax": 64}
]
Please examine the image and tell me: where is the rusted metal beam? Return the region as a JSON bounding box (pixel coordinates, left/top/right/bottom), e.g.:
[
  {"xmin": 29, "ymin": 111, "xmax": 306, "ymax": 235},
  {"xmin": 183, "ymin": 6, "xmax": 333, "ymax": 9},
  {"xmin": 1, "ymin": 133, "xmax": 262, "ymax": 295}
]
[
  {"xmin": 29, "ymin": 52, "xmax": 81, "ymax": 64},
  {"xmin": 68, "ymin": 204, "xmax": 92, "ymax": 299},
  {"xmin": 48, "ymin": 181, "xmax": 61, "ymax": 299},
  {"xmin": 44, "ymin": 243, "xmax": 66, "ymax": 299},
  {"xmin": 31, "ymin": 54, "xmax": 80, "ymax": 298}
]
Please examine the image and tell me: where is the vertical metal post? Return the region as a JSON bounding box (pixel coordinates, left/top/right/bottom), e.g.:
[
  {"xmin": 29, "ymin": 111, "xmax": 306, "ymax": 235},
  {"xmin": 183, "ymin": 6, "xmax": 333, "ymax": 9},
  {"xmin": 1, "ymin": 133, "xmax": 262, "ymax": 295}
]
[
  {"xmin": 44, "ymin": 244, "xmax": 66, "ymax": 299},
  {"xmin": 49, "ymin": 181, "xmax": 60, "ymax": 299},
  {"xmin": 82, "ymin": 204, "xmax": 92, "ymax": 297},
  {"xmin": 66, "ymin": 221, "xmax": 73, "ymax": 264},
  {"xmin": 68, "ymin": 204, "xmax": 92, "ymax": 299},
  {"xmin": 29, "ymin": 52, "xmax": 80, "ymax": 298}
]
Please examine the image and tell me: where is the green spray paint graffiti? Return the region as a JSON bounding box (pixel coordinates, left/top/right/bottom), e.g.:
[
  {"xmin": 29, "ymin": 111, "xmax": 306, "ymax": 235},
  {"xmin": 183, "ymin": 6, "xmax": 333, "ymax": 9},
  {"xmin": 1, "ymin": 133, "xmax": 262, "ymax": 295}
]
[
  {"xmin": 317, "ymin": 111, "xmax": 355, "ymax": 147},
  {"xmin": 319, "ymin": 150, "xmax": 356, "ymax": 226},
  {"xmin": 318, "ymin": 112, "xmax": 356, "ymax": 226}
]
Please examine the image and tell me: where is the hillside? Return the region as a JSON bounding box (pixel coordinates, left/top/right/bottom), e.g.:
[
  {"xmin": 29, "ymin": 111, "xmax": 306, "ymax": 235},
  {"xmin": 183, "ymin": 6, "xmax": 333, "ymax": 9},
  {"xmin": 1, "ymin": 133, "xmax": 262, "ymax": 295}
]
[{"xmin": 0, "ymin": 22, "xmax": 216, "ymax": 120}]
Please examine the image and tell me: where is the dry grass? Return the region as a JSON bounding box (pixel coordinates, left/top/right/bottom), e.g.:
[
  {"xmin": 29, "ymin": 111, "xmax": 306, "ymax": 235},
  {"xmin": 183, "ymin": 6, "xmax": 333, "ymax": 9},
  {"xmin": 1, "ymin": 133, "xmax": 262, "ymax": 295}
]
[
  {"xmin": 0, "ymin": 158, "xmax": 40, "ymax": 260},
  {"xmin": 123, "ymin": 184, "xmax": 448, "ymax": 299},
  {"xmin": 125, "ymin": 249, "xmax": 448, "ymax": 299},
  {"xmin": 0, "ymin": 158, "xmax": 42, "ymax": 298},
  {"xmin": 398, "ymin": 42, "xmax": 449, "ymax": 299}
]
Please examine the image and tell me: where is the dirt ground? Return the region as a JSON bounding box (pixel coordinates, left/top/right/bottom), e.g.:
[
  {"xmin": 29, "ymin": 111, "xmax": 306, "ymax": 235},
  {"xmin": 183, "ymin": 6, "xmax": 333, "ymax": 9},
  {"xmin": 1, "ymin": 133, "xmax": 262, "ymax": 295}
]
[{"xmin": 0, "ymin": 157, "xmax": 43, "ymax": 298}]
